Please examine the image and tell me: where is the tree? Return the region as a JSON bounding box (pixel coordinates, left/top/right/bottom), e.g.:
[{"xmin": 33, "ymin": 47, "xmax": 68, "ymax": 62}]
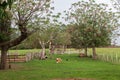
[
  {"xmin": 68, "ymin": 24, "xmax": 89, "ymax": 56},
  {"xmin": 65, "ymin": 0, "xmax": 119, "ymax": 59},
  {"xmin": 0, "ymin": 0, "xmax": 51, "ymax": 69},
  {"xmin": 28, "ymin": 26, "xmax": 57, "ymax": 60},
  {"xmin": 48, "ymin": 25, "xmax": 60, "ymax": 55},
  {"xmin": 55, "ymin": 27, "xmax": 71, "ymax": 54}
]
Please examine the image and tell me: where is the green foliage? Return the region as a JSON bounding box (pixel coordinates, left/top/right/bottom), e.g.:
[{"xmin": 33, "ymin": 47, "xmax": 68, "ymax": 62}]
[
  {"xmin": 51, "ymin": 24, "xmax": 72, "ymax": 46},
  {"xmin": 0, "ymin": 1, "xmax": 8, "ymax": 10},
  {"xmin": 0, "ymin": 0, "xmax": 14, "ymax": 18},
  {"xmin": 66, "ymin": 0, "xmax": 119, "ymax": 49},
  {"xmin": 0, "ymin": 0, "xmax": 52, "ymax": 44},
  {"xmin": 55, "ymin": 31, "xmax": 71, "ymax": 45},
  {"xmin": 0, "ymin": 0, "xmax": 14, "ymax": 43},
  {"xmin": 0, "ymin": 12, "xmax": 11, "ymax": 42}
]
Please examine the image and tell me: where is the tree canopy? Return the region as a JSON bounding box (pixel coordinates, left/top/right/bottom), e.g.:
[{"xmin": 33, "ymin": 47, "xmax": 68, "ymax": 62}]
[
  {"xmin": 0, "ymin": 0, "xmax": 52, "ymax": 69},
  {"xmin": 65, "ymin": 0, "xmax": 119, "ymax": 58}
]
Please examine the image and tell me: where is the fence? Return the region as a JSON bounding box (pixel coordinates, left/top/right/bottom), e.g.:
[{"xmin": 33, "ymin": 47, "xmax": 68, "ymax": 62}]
[
  {"xmin": 0, "ymin": 52, "xmax": 41, "ymax": 63},
  {"xmin": 97, "ymin": 54, "xmax": 120, "ymax": 64},
  {"xmin": 7, "ymin": 54, "xmax": 26, "ymax": 62}
]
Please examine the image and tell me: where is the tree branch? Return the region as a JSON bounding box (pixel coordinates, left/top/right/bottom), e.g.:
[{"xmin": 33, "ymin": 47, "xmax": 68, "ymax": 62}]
[
  {"xmin": 23, "ymin": 0, "xmax": 47, "ymax": 24},
  {"xmin": 0, "ymin": 32, "xmax": 33, "ymax": 48}
]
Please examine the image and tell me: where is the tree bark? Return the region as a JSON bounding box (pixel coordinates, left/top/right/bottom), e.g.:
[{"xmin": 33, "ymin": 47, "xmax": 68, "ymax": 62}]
[
  {"xmin": 84, "ymin": 47, "xmax": 87, "ymax": 57},
  {"xmin": 0, "ymin": 26, "xmax": 33, "ymax": 70},
  {"xmin": 39, "ymin": 41, "xmax": 46, "ymax": 60},
  {"xmin": 49, "ymin": 41, "xmax": 55, "ymax": 55},
  {"xmin": 0, "ymin": 31, "xmax": 32, "ymax": 48},
  {"xmin": 62, "ymin": 45, "xmax": 66, "ymax": 54},
  {"xmin": 0, "ymin": 46, "xmax": 8, "ymax": 70},
  {"xmin": 40, "ymin": 47, "xmax": 46, "ymax": 60},
  {"xmin": 92, "ymin": 47, "xmax": 97, "ymax": 59},
  {"xmin": 49, "ymin": 41, "xmax": 52, "ymax": 54}
]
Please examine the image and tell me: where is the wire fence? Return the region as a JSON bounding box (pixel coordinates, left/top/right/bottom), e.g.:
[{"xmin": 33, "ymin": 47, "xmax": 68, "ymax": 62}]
[{"xmin": 97, "ymin": 54, "xmax": 120, "ymax": 64}]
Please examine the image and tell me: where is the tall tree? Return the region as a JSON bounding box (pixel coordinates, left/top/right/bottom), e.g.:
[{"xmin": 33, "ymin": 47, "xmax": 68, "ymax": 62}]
[
  {"xmin": 0, "ymin": 0, "xmax": 51, "ymax": 69},
  {"xmin": 55, "ymin": 28, "xmax": 71, "ymax": 54},
  {"xmin": 65, "ymin": 0, "xmax": 119, "ymax": 59},
  {"xmin": 0, "ymin": 0, "xmax": 13, "ymax": 70}
]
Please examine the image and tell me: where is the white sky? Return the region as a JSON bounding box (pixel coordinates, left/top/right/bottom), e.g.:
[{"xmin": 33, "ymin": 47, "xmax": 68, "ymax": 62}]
[
  {"xmin": 52, "ymin": 0, "xmax": 120, "ymax": 46},
  {"xmin": 52, "ymin": 0, "xmax": 114, "ymax": 14}
]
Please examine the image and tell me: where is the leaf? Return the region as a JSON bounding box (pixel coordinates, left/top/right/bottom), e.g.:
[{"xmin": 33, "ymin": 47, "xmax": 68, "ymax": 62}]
[{"xmin": 0, "ymin": 1, "xmax": 8, "ymax": 9}]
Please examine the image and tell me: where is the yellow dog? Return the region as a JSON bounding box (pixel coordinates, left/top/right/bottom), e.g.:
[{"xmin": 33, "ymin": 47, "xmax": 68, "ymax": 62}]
[{"xmin": 56, "ymin": 58, "xmax": 62, "ymax": 63}]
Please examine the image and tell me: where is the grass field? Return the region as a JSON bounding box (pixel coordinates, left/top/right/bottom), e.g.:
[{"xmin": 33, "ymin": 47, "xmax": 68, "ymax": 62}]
[
  {"xmin": 8, "ymin": 48, "xmax": 120, "ymax": 63},
  {"xmin": 88, "ymin": 48, "xmax": 120, "ymax": 57},
  {"xmin": 8, "ymin": 49, "xmax": 40, "ymax": 55},
  {"xmin": 8, "ymin": 48, "xmax": 120, "ymax": 56},
  {"xmin": 0, "ymin": 54, "xmax": 120, "ymax": 80}
]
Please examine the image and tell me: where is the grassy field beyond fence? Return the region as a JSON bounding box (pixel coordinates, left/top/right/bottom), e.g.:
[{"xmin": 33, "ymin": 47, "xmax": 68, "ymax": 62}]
[
  {"xmin": 88, "ymin": 48, "xmax": 120, "ymax": 64},
  {"xmin": 88, "ymin": 48, "xmax": 120, "ymax": 56},
  {"xmin": 7, "ymin": 48, "xmax": 120, "ymax": 56}
]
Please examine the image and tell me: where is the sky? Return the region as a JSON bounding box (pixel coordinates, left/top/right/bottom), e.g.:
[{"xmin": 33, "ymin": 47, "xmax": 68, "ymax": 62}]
[
  {"xmin": 52, "ymin": 0, "xmax": 114, "ymax": 14},
  {"xmin": 52, "ymin": 0, "xmax": 120, "ymax": 46}
]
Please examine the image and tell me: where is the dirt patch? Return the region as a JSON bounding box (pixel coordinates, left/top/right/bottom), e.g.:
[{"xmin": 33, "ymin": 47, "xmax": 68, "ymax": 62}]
[{"xmin": 53, "ymin": 78, "xmax": 96, "ymax": 80}]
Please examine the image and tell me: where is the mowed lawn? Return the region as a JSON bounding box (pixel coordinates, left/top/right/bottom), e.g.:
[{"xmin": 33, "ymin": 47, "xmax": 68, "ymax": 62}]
[{"xmin": 0, "ymin": 54, "xmax": 120, "ymax": 80}]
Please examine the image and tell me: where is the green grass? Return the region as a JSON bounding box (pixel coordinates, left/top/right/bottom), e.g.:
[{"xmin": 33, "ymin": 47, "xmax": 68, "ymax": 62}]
[
  {"xmin": 8, "ymin": 49, "xmax": 41, "ymax": 55},
  {"xmin": 0, "ymin": 54, "xmax": 120, "ymax": 80},
  {"xmin": 8, "ymin": 48, "xmax": 120, "ymax": 57}
]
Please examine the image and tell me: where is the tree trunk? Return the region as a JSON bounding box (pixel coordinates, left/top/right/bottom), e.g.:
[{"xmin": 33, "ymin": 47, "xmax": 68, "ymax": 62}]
[
  {"xmin": 84, "ymin": 47, "xmax": 87, "ymax": 57},
  {"xmin": 49, "ymin": 42, "xmax": 55, "ymax": 55},
  {"xmin": 49, "ymin": 41, "xmax": 55, "ymax": 54},
  {"xmin": 49, "ymin": 41, "xmax": 52, "ymax": 54},
  {"xmin": 0, "ymin": 46, "xmax": 8, "ymax": 70},
  {"xmin": 39, "ymin": 41, "xmax": 46, "ymax": 60},
  {"xmin": 92, "ymin": 47, "xmax": 97, "ymax": 59},
  {"xmin": 40, "ymin": 47, "xmax": 46, "ymax": 60},
  {"xmin": 62, "ymin": 45, "xmax": 66, "ymax": 54}
]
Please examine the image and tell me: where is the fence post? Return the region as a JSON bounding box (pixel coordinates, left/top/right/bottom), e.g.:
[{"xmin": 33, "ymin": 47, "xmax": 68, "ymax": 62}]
[{"xmin": 116, "ymin": 54, "xmax": 118, "ymax": 64}]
